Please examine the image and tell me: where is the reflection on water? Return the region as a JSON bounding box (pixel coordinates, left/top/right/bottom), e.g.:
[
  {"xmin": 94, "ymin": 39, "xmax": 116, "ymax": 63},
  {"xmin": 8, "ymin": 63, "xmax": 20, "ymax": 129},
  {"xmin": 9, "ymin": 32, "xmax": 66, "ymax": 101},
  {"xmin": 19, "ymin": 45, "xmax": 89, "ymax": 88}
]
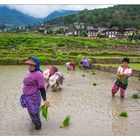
[
  {"xmin": 0, "ymin": 65, "xmax": 140, "ymax": 135},
  {"xmin": 111, "ymin": 98, "xmax": 128, "ymax": 135}
]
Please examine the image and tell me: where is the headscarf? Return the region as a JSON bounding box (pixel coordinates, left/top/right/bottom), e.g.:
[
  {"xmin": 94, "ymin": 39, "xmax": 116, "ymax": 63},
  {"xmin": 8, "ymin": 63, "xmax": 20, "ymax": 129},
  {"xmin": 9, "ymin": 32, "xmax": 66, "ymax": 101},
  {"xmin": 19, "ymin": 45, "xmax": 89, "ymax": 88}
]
[{"xmin": 28, "ymin": 56, "xmax": 43, "ymax": 72}]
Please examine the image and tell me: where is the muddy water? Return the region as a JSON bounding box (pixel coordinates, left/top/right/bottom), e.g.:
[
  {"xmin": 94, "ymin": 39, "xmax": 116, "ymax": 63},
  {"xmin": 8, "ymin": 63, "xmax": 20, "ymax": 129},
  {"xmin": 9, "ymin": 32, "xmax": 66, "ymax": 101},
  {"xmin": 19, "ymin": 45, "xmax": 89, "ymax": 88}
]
[{"xmin": 0, "ymin": 65, "xmax": 140, "ymax": 136}]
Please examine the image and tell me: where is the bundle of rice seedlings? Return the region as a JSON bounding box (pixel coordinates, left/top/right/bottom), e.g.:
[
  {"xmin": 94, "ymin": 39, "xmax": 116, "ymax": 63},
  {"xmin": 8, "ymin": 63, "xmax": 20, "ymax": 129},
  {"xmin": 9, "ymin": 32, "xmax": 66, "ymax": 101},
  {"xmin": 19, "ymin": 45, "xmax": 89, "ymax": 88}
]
[
  {"xmin": 40, "ymin": 105, "xmax": 48, "ymax": 120},
  {"xmin": 119, "ymin": 112, "xmax": 128, "ymax": 117},
  {"xmin": 118, "ymin": 77, "xmax": 127, "ymax": 86},
  {"xmin": 60, "ymin": 115, "xmax": 70, "ymax": 128},
  {"xmin": 131, "ymin": 93, "xmax": 140, "ymax": 99}
]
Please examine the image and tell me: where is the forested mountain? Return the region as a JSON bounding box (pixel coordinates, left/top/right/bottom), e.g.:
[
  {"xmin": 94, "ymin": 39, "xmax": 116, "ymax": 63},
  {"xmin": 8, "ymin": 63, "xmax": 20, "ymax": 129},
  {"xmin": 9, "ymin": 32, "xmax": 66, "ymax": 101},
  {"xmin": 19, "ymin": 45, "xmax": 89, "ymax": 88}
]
[
  {"xmin": 0, "ymin": 6, "xmax": 79, "ymax": 26},
  {"xmin": 45, "ymin": 10, "xmax": 80, "ymax": 21},
  {"xmin": 47, "ymin": 5, "xmax": 140, "ymax": 28},
  {"xmin": 0, "ymin": 6, "xmax": 40, "ymax": 26}
]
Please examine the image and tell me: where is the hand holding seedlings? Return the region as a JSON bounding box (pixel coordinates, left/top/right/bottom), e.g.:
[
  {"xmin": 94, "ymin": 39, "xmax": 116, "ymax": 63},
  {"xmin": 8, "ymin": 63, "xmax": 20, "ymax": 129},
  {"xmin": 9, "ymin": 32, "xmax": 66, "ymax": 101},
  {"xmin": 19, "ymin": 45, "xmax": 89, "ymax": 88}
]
[{"xmin": 44, "ymin": 99, "xmax": 50, "ymax": 107}]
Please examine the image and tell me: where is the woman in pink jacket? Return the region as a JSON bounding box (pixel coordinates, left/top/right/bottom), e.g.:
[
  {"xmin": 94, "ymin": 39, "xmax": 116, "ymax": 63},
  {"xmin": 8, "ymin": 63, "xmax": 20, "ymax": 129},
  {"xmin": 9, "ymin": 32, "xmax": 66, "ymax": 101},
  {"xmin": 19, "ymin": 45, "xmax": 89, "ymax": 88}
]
[{"xmin": 112, "ymin": 58, "xmax": 132, "ymax": 98}]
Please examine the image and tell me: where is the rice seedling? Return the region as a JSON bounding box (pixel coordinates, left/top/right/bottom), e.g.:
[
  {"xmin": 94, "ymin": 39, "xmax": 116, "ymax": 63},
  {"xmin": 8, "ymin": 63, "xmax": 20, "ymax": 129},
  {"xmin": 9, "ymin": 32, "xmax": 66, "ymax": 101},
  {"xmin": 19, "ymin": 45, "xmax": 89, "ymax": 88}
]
[
  {"xmin": 92, "ymin": 72, "xmax": 96, "ymax": 75},
  {"xmin": 93, "ymin": 83, "xmax": 97, "ymax": 86},
  {"xmin": 119, "ymin": 112, "xmax": 128, "ymax": 117},
  {"xmin": 40, "ymin": 105, "xmax": 48, "ymax": 120},
  {"xmin": 60, "ymin": 115, "xmax": 70, "ymax": 128},
  {"xmin": 82, "ymin": 74, "xmax": 85, "ymax": 77},
  {"xmin": 131, "ymin": 93, "xmax": 140, "ymax": 99}
]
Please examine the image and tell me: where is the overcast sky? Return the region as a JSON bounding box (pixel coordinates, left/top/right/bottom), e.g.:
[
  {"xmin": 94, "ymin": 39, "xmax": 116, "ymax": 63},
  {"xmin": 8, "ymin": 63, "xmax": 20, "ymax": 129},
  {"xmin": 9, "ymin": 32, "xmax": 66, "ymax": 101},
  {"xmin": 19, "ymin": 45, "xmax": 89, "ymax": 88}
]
[{"xmin": 5, "ymin": 5, "xmax": 113, "ymax": 18}]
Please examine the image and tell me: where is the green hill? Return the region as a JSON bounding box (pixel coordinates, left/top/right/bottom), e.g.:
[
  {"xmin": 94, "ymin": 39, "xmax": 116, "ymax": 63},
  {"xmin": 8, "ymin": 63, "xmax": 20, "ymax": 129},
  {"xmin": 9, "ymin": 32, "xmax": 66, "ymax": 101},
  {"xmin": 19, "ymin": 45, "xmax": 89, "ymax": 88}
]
[{"xmin": 47, "ymin": 5, "xmax": 140, "ymax": 28}]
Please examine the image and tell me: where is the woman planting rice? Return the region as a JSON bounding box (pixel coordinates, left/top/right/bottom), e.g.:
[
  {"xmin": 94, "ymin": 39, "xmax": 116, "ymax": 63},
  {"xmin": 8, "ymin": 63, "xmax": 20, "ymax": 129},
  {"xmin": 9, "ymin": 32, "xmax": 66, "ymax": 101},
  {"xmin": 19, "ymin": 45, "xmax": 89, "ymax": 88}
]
[
  {"xmin": 65, "ymin": 62, "xmax": 76, "ymax": 70},
  {"xmin": 112, "ymin": 58, "xmax": 132, "ymax": 98},
  {"xmin": 20, "ymin": 56, "xmax": 49, "ymax": 130},
  {"xmin": 43, "ymin": 66, "xmax": 58, "ymax": 89},
  {"xmin": 80, "ymin": 58, "xmax": 91, "ymax": 69},
  {"xmin": 49, "ymin": 72, "xmax": 63, "ymax": 91}
]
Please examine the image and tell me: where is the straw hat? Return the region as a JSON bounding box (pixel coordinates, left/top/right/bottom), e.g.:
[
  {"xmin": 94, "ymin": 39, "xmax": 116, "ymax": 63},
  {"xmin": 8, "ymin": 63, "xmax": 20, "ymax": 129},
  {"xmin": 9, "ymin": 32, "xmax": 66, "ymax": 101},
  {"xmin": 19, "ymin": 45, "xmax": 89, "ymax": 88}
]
[{"xmin": 25, "ymin": 59, "xmax": 36, "ymax": 65}]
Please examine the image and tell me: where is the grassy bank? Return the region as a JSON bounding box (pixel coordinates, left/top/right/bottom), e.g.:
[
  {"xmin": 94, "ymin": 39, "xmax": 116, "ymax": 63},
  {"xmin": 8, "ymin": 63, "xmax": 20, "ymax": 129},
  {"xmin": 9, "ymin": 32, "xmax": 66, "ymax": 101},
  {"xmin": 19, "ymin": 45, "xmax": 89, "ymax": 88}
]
[{"xmin": 93, "ymin": 63, "xmax": 140, "ymax": 71}]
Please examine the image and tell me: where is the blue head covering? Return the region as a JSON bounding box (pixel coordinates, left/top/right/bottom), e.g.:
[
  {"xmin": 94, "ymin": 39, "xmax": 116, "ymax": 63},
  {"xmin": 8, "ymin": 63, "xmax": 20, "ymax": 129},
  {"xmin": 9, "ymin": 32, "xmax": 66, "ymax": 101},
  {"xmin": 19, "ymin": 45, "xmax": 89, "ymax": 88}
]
[{"xmin": 29, "ymin": 56, "xmax": 42, "ymax": 72}]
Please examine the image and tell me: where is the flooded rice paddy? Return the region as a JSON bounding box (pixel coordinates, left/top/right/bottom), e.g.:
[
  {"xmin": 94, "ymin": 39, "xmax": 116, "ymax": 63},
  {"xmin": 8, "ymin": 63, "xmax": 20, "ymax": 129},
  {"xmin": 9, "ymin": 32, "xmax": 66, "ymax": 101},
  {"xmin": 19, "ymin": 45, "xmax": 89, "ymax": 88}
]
[{"xmin": 0, "ymin": 65, "xmax": 140, "ymax": 135}]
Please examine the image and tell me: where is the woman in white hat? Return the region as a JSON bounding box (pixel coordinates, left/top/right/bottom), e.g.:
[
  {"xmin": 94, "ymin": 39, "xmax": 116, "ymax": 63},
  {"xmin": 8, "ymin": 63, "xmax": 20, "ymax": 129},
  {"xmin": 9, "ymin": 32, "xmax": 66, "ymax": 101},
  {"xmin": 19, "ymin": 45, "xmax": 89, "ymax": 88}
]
[
  {"xmin": 43, "ymin": 66, "xmax": 58, "ymax": 89},
  {"xmin": 49, "ymin": 72, "xmax": 63, "ymax": 91}
]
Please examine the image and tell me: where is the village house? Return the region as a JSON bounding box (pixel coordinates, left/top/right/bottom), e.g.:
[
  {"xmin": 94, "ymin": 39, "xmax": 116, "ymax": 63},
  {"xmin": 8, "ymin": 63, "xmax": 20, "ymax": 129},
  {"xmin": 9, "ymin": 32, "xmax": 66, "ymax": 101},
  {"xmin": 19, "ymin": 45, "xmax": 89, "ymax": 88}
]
[
  {"xmin": 96, "ymin": 27, "xmax": 108, "ymax": 38},
  {"xmin": 34, "ymin": 22, "xmax": 139, "ymax": 39},
  {"xmin": 104, "ymin": 28, "xmax": 118, "ymax": 38},
  {"xmin": 38, "ymin": 27, "xmax": 46, "ymax": 34},
  {"xmin": 87, "ymin": 26, "xmax": 98, "ymax": 38},
  {"xmin": 123, "ymin": 28, "xmax": 137, "ymax": 36},
  {"xmin": 65, "ymin": 27, "xmax": 76, "ymax": 36}
]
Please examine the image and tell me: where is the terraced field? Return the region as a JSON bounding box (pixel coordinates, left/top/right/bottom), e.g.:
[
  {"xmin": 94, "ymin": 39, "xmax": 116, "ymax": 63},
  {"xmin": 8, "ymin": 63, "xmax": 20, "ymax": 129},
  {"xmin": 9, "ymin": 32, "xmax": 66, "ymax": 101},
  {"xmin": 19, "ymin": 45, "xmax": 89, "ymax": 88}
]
[{"xmin": 0, "ymin": 33, "xmax": 140, "ymax": 73}]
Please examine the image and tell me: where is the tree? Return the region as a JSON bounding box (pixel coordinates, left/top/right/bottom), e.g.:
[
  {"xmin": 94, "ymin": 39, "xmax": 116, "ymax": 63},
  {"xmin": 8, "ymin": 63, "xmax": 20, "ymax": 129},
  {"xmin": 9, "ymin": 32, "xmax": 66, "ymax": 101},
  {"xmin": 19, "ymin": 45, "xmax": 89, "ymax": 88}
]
[
  {"xmin": 56, "ymin": 28, "xmax": 65, "ymax": 34},
  {"xmin": 46, "ymin": 28, "xmax": 53, "ymax": 34},
  {"xmin": 47, "ymin": 5, "xmax": 140, "ymax": 29}
]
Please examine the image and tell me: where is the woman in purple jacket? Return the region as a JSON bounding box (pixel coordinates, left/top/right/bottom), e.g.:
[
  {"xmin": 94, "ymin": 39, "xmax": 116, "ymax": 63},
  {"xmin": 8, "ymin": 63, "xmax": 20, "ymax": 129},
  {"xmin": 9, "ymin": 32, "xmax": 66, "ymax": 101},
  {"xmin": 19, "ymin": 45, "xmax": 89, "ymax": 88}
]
[
  {"xmin": 20, "ymin": 56, "xmax": 49, "ymax": 130},
  {"xmin": 80, "ymin": 59, "xmax": 90, "ymax": 68}
]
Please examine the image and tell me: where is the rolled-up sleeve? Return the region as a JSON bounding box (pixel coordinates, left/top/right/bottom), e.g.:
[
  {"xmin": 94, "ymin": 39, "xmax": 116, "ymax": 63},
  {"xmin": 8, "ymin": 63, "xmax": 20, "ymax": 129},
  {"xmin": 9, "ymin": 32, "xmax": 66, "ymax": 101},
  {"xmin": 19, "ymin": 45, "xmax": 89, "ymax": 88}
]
[{"xmin": 127, "ymin": 68, "xmax": 132, "ymax": 76}]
